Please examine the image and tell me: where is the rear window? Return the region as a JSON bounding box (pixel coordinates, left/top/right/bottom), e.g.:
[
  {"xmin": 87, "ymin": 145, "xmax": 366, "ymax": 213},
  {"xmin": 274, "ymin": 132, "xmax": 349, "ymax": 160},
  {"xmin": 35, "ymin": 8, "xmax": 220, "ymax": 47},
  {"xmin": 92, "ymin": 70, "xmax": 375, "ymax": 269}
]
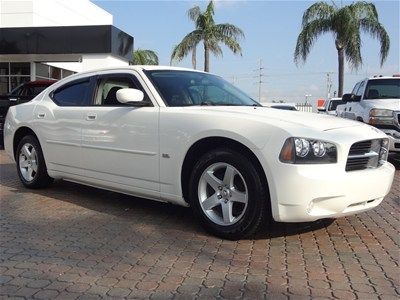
[
  {"xmin": 328, "ymin": 100, "xmax": 345, "ymax": 111},
  {"xmin": 52, "ymin": 80, "xmax": 91, "ymax": 106}
]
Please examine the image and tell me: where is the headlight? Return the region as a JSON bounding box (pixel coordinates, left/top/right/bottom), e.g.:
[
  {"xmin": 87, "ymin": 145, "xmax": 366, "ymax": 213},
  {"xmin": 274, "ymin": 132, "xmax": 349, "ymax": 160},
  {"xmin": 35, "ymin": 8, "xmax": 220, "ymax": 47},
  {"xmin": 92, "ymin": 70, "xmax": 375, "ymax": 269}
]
[
  {"xmin": 369, "ymin": 109, "xmax": 393, "ymax": 117},
  {"xmin": 279, "ymin": 137, "xmax": 337, "ymax": 164},
  {"xmin": 369, "ymin": 109, "xmax": 394, "ymax": 126},
  {"xmin": 379, "ymin": 139, "xmax": 389, "ymax": 164}
]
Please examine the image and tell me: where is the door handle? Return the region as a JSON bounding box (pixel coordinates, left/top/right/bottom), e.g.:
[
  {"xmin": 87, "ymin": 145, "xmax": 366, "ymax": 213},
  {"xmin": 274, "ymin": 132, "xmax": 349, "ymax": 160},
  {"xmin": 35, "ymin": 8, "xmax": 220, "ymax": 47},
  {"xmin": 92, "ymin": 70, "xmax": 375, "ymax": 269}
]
[
  {"xmin": 9, "ymin": 98, "xmax": 18, "ymax": 102},
  {"xmin": 86, "ymin": 113, "xmax": 97, "ymax": 121},
  {"xmin": 37, "ymin": 113, "xmax": 45, "ymax": 119}
]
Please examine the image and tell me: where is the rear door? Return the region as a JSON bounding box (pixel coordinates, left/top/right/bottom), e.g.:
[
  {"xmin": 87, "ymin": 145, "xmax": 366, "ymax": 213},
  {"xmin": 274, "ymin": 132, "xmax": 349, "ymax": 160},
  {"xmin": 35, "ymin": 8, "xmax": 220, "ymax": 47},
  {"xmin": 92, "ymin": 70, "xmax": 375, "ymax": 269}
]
[
  {"xmin": 34, "ymin": 77, "xmax": 96, "ymax": 176},
  {"xmin": 80, "ymin": 71, "xmax": 160, "ymax": 193}
]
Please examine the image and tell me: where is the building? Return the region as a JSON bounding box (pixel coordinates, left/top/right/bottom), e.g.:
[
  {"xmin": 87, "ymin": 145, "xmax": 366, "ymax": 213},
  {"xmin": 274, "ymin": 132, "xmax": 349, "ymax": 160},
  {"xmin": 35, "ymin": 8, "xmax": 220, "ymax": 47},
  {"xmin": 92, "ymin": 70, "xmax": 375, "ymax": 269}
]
[{"xmin": 0, "ymin": 0, "xmax": 133, "ymax": 94}]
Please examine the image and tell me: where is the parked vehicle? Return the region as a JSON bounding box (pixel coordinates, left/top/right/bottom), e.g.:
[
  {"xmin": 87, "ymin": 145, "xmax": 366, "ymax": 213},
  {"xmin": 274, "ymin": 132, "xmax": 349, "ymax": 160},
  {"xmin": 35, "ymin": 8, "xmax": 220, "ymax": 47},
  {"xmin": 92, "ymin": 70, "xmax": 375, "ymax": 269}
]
[
  {"xmin": 0, "ymin": 80, "xmax": 57, "ymax": 144},
  {"xmin": 318, "ymin": 98, "xmax": 345, "ymax": 116},
  {"xmin": 3, "ymin": 67, "xmax": 395, "ymax": 239},
  {"xmin": 339, "ymin": 76, "xmax": 400, "ymax": 154},
  {"xmin": 263, "ymin": 103, "xmax": 298, "ymax": 111}
]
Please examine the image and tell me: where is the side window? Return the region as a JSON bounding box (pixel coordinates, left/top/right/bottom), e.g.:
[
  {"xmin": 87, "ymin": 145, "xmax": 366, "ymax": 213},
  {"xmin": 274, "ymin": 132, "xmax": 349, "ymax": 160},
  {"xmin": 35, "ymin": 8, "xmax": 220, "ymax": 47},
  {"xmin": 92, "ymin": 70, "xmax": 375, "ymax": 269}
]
[
  {"xmin": 356, "ymin": 81, "xmax": 365, "ymax": 97},
  {"xmin": 52, "ymin": 80, "xmax": 91, "ymax": 106},
  {"xmin": 94, "ymin": 74, "xmax": 150, "ymax": 106},
  {"xmin": 351, "ymin": 82, "xmax": 361, "ymax": 94}
]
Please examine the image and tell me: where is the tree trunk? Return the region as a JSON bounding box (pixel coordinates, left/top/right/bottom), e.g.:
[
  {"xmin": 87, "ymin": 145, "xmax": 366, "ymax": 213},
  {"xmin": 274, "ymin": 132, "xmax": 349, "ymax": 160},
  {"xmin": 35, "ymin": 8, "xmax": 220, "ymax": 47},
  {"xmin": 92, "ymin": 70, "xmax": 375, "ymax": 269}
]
[
  {"xmin": 204, "ymin": 42, "xmax": 209, "ymax": 72},
  {"xmin": 192, "ymin": 47, "xmax": 197, "ymax": 70},
  {"xmin": 337, "ymin": 47, "xmax": 344, "ymax": 97}
]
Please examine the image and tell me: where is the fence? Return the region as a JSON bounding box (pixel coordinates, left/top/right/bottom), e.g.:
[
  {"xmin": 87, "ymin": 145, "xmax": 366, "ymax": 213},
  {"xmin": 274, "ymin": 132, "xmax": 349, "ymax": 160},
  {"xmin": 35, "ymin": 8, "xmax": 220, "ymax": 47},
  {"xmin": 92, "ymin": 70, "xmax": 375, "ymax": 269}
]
[{"xmin": 295, "ymin": 102, "xmax": 313, "ymax": 112}]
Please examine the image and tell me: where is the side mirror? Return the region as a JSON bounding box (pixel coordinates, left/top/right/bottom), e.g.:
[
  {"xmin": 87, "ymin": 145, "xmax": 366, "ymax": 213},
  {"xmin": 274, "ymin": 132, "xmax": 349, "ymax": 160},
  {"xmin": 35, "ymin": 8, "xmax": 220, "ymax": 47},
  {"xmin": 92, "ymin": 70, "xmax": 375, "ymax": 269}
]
[
  {"xmin": 341, "ymin": 93, "xmax": 354, "ymax": 102},
  {"xmin": 116, "ymin": 88, "xmax": 144, "ymax": 104}
]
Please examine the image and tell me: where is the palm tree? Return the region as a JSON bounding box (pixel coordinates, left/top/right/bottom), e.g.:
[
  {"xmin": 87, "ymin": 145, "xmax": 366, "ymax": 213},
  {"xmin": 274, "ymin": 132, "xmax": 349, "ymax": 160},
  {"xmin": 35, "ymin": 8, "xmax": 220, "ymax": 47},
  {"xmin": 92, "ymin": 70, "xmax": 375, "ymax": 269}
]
[
  {"xmin": 132, "ymin": 49, "xmax": 159, "ymax": 65},
  {"xmin": 171, "ymin": 0, "xmax": 244, "ymax": 72},
  {"xmin": 294, "ymin": 1, "xmax": 390, "ymax": 97}
]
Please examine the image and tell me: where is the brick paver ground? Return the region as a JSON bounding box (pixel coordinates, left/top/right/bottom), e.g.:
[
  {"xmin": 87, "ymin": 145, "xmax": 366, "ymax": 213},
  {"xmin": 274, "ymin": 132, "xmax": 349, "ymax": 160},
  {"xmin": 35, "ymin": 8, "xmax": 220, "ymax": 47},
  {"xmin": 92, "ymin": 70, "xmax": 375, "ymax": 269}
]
[{"xmin": 0, "ymin": 150, "xmax": 399, "ymax": 299}]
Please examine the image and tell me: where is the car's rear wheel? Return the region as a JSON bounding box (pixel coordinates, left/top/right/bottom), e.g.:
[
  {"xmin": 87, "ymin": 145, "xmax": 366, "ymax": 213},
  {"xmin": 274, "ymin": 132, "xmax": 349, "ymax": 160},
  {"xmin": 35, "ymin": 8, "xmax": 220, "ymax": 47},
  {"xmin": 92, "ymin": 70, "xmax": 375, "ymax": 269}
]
[
  {"xmin": 189, "ymin": 148, "xmax": 270, "ymax": 240},
  {"xmin": 16, "ymin": 135, "xmax": 53, "ymax": 188}
]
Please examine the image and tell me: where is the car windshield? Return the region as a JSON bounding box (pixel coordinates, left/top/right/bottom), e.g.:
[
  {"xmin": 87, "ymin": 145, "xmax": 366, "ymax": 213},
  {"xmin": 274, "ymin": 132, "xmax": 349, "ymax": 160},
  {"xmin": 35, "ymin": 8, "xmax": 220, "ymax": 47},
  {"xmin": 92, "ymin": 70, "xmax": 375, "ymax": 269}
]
[
  {"xmin": 328, "ymin": 100, "xmax": 345, "ymax": 110},
  {"xmin": 145, "ymin": 70, "xmax": 260, "ymax": 107},
  {"xmin": 364, "ymin": 79, "xmax": 400, "ymax": 99}
]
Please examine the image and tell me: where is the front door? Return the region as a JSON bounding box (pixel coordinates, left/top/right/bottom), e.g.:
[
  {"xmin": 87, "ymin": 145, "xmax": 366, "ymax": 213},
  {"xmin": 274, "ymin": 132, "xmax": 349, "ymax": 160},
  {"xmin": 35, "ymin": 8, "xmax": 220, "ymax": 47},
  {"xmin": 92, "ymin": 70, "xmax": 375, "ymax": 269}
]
[{"xmin": 81, "ymin": 72, "xmax": 160, "ymax": 193}]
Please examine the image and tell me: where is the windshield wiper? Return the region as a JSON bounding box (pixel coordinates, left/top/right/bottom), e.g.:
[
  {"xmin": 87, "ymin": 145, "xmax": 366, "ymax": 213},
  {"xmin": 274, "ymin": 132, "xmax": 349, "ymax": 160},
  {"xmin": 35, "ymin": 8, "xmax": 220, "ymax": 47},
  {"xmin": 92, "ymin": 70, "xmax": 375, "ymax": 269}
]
[{"xmin": 200, "ymin": 101, "xmax": 216, "ymax": 106}]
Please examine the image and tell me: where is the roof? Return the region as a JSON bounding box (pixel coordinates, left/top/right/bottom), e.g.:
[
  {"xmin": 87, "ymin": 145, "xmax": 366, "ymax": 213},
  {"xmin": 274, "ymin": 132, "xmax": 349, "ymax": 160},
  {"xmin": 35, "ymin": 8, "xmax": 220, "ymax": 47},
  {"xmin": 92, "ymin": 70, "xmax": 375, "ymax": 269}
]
[
  {"xmin": 63, "ymin": 65, "xmax": 208, "ymax": 82},
  {"xmin": 27, "ymin": 80, "xmax": 57, "ymax": 85}
]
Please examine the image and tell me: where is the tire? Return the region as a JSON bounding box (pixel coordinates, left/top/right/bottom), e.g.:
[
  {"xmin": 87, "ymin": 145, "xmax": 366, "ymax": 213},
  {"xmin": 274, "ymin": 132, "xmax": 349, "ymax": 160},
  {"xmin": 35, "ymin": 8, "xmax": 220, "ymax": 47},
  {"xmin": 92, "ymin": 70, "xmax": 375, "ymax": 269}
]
[
  {"xmin": 16, "ymin": 135, "xmax": 53, "ymax": 189},
  {"xmin": 188, "ymin": 148, "xmax": 270, "ymax": 240}
]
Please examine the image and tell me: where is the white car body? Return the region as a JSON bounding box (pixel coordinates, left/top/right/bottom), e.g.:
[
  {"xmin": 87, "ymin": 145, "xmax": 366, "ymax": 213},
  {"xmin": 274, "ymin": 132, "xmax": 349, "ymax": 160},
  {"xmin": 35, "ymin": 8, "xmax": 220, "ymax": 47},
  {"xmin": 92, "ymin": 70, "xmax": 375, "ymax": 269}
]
[
  {"xmin": 3, "ymin": 66, "xmax": 395, "ymax": 225},
  {"xmin": 339, "ymin": 76, "xmax": 400, "ymax": 153}
]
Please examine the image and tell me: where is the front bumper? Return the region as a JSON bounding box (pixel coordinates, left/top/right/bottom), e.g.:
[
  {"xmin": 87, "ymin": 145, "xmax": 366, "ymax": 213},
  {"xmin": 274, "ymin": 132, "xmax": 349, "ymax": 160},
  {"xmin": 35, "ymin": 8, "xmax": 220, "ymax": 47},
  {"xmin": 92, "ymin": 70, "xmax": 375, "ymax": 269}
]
[
  {"xmin": 382, "ymin": 129, "xmax": 400, "ymax": 153},
  {"xmin": 271, "ymin": 162, "xmax": 394, "ymax": 222}
]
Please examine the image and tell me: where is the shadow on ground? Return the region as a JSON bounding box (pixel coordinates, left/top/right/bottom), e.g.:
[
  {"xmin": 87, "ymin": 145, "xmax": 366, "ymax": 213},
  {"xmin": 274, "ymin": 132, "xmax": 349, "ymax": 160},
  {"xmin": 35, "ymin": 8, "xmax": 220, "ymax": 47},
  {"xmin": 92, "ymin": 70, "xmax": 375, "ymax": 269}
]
[{"xmin": 0, "ymin": 161, "xmax": 334, "ymax": 240}]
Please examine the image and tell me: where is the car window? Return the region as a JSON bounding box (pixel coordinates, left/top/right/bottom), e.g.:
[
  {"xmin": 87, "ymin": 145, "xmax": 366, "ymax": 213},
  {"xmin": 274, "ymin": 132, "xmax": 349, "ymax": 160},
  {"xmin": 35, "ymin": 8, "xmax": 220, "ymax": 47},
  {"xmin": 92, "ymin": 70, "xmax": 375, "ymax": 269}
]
[
  {"xmin": 145, "ymin": 70, "xmax": 259, "ymax": 107},
  {"xmin": 52, "ymin": 79, "xmax": 91, "ymax": 106},
  {"xmin": 328, "ymin": 100, "xmax": 344, "ymax": 111},
  {"xmin": 94, "ymin": 74, "xmax": 150, "ymax": 106},
  {"xmin": 363, "ymin": 79, "xmax": 400, "ymax": 99},
  {"xmin": 355, "ymin": 81, "xmax": 365, "ymax": 97},
  {"xmin": 351, "ymin": 82, "xmax": 361, "ymax": 94},
  {"xmin": 20, "ymin": 85, "xmax": 49, "ymax": 97}
]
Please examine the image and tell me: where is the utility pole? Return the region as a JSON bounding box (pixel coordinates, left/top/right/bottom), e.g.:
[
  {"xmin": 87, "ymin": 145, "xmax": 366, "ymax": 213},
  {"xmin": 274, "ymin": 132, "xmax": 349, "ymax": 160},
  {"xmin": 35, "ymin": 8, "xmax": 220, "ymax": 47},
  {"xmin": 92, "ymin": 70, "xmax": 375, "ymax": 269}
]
[
  {"xmin": 326, "ymin": 72, "xmax": 333, "ymax": 99},
  {"xmin": 254, "ymin": 59, "xmax": 265, "ymax": 102}
]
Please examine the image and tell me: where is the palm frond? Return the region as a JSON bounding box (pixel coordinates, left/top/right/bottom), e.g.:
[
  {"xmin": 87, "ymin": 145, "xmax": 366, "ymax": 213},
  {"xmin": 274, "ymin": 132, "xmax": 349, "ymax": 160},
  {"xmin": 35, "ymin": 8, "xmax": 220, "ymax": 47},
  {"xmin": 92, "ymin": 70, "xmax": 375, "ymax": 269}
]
[
  {"xmin": 344, "ymin": 32, "xmax": 363, "ymax": 69},
  {"xmin": 349, "ymin": 1, "xmax": 378, "ymax": 21},
  {"xmin": 188, "ymin": 6, "xmax": 201, "ymax": 22},
  {"xmin": 294, "ymin": 19, "xmax": 332, "ymax": 64},
  {"xmin": 220, "ymin": 36, "xmax": 242, "ymax": 56},
  {"xmin": 214, "ymin": 23, "xmax": 245, "ymax": 39},
  {"xmin": 170, "ymin": 30, "xmax": 203, "ymax": 62},
  {"xmin": 132, "ymin": 49, "xmax": 159, "ymax": 65},
  {"xmin": 302, "ymin": 1, "xmax": 335, "ymax": 26},
  {"xmin": 360, "ymin": 18, "xmax": 390, "ymax": 65}
]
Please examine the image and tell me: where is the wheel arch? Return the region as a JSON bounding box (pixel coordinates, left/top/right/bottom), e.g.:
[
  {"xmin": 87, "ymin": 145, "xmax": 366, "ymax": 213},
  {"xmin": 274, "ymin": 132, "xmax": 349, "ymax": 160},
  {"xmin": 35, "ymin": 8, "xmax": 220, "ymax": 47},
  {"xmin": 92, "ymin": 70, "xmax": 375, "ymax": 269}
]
[
  {"xmin": 13, "ymin": 126, "xmax": 40, "ymax": 160},
  {"xmin": 181, "ymin": 136, "xmax": 270, "ymax": 204}
]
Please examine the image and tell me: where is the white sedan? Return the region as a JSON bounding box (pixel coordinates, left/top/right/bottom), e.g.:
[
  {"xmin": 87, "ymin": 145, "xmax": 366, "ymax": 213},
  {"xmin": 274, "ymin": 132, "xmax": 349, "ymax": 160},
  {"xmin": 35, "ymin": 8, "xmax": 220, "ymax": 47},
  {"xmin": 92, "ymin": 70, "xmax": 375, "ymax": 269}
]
[{"xmin": 3, "ymin": 66, "xmax": 395, "ymax": 239}]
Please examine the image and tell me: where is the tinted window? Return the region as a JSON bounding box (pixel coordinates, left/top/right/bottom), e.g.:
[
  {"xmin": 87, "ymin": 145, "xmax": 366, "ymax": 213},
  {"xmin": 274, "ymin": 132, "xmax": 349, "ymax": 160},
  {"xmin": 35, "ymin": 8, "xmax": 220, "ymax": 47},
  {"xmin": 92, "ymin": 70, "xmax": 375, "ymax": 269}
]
[
  {"xmin": 53, "ymin": 80, "xmax": 91, "ymax": 106},
  {"xmin": 364, "ymin": 79, "xmax": 400, "ymax": 99},
  {"xmin": 328, "ymin": 100, "xmax": 345, "ymax": 111},
  {"xmin": 21, "ymin": 85, "xmax": 49, "ymax": 97}
]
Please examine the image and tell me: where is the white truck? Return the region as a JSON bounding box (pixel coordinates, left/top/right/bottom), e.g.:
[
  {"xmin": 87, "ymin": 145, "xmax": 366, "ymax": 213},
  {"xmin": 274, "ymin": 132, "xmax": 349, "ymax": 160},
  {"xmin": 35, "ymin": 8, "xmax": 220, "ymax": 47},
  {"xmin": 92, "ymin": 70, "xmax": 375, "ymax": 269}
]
[
  {"xmin": 338, "ymin": 75, "xmax": 400, "ymax": 154},
  {"xmin": 318, "ymin": 97, "xmax": 345, "ymax": 116}
]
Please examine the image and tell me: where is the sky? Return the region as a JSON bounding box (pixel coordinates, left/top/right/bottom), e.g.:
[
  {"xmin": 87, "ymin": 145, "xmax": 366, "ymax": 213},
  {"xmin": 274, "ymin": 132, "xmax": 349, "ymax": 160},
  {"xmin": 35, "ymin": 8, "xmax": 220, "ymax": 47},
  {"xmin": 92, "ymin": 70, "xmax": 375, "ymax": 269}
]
[{"xmin": 94, "ymin": 0, "xmax": 400, "ymax": 103}]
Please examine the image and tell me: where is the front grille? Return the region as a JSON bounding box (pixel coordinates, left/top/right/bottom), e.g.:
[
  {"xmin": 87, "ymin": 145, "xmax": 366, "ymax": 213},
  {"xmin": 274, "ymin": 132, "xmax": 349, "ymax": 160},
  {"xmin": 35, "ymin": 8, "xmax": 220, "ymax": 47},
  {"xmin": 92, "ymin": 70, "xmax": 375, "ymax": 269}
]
[{"xmin": 346, "ymin": 139, "xmax": 382, "ymax": 171}]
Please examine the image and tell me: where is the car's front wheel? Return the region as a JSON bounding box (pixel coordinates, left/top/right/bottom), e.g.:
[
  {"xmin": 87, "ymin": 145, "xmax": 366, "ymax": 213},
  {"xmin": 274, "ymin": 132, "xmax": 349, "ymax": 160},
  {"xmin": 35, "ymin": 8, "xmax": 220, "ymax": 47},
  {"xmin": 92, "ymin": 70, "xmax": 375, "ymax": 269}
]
[
  {"xmin": 189, "ymin": 149, "xmax": 270, "ymax": 240},
  {"xmin": 16, "ymin": 135, "xmax": 53, "ymax": 188}
]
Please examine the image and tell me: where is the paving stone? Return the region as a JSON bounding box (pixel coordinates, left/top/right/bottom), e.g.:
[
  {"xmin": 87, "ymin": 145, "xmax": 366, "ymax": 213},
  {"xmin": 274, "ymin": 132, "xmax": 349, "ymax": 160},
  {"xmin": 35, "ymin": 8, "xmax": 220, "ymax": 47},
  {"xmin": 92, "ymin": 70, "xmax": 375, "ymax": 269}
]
[{"xmin": 0, "ymin": 151, "xmax": 398, "ymax": 299}]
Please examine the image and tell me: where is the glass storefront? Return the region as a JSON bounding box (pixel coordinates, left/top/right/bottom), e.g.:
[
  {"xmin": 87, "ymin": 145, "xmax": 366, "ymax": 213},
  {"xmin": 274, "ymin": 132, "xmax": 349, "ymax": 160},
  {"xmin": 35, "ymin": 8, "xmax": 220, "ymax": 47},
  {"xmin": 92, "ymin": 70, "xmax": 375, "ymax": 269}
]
[
  {"xmin": 0, "ymin": 63, "xmax": 30, "ymax": 95},
  {"xmin": 0, "ymin": 62, "xmax": 75, "ymax": 95}
]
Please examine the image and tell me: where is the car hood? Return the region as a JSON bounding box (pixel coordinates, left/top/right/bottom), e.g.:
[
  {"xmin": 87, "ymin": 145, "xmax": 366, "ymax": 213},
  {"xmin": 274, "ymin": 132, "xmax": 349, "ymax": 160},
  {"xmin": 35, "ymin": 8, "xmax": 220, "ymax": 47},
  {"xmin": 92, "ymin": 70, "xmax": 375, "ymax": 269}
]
[
  {"xmin": 363, "ymin": 99, "xmax": 400, "ymax": 110},
  {"xmin": 184, "ymin": 106, "xmax": 363, "ymax": 131}
]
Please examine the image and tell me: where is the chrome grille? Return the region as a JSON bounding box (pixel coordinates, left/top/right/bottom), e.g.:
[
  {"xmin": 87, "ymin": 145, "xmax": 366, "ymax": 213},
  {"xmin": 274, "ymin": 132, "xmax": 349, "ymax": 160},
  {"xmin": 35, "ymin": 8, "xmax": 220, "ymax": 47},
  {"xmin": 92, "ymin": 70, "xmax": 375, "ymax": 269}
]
[{"xmin": 346, "ymin": 139, "xmax": 382, "ymax": 172}]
